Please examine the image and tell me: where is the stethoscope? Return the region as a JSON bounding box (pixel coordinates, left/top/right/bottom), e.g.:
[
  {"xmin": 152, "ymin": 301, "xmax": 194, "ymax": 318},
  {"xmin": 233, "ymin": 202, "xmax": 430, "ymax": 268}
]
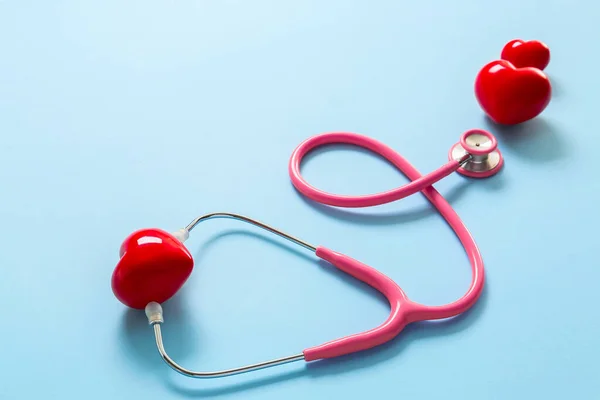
[{"xmin": 111, "ymin": 128, "xmax": 503, "ymax": 379}]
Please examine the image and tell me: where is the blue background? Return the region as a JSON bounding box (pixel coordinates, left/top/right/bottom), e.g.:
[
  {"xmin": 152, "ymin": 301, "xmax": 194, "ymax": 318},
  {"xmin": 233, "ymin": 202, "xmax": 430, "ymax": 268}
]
[{"xmin": 0, "ymin": 1, "xmax": 598, "ymax": 399}]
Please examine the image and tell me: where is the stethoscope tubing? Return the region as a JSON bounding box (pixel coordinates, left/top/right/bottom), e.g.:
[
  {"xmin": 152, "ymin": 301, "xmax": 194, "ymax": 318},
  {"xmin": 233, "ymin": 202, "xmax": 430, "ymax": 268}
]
[
  {"xmin": 289, "ymin": 131, "xmax": 468, "ymax": 208},
  {"xmin": 288, "ymin": 131, "xmax": 484, "ymax": 321}
]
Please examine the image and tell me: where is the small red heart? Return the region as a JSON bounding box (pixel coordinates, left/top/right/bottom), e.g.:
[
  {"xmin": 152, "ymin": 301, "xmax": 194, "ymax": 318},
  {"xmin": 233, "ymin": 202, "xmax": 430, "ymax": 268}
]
[
  {"xmin": 474, "ymin": 60, "xmax": 552, "ymax": 125},
  {"xmin": 111, "ymin": 228, "xmax": 194, "ymax": 309},
  {"xmin": 501, "ymin": 39, "xmax": 550, "ymax": 70}
]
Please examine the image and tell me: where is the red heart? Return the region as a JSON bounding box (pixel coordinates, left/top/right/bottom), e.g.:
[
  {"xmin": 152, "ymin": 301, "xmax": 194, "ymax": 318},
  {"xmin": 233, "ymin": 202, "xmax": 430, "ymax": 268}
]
[
  {"xmin": 111, "ymin": 228, "xmax": 194, "ymax": 309},
  {"xmin": 474, "ymin": 60, "xmax": 552, "ymax": 125},
  {"xmin": 501, "ymin": 39, "xmax": 550, "ymax": 70}
]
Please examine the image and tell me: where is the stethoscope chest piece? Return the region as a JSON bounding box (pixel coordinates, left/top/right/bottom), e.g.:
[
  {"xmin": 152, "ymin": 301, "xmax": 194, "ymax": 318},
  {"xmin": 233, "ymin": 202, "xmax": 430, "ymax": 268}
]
[{"xmin": 449, "ymin": 129, "xmax": 504, "ymax": 178}]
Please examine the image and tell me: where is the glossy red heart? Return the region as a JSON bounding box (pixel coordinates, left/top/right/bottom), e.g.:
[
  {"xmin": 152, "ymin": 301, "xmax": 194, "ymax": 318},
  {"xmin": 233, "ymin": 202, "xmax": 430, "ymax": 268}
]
[
  {"xmin": 474, "ymin": 60, "xmax": 551, "ymax": 125},
  {"xmin": 501, "ymin": 39, "xmax": 550, "ymax": 70},
  {"xmin": 111, "ymin": 228, "xmax": 194, "ymax": 309}
]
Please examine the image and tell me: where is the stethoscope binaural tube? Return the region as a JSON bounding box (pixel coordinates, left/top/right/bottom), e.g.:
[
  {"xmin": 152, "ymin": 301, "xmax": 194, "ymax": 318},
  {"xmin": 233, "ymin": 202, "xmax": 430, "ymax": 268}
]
[{"xmin": 137, "ymin": 212, "xmax": 415, "ymax": 378}]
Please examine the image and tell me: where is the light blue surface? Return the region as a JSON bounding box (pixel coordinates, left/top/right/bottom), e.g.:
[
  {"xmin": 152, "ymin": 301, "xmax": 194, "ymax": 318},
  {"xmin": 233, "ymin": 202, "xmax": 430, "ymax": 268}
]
[{"xmin": 0, "ymin": 1, "xmax": 598, "ymax": 399}]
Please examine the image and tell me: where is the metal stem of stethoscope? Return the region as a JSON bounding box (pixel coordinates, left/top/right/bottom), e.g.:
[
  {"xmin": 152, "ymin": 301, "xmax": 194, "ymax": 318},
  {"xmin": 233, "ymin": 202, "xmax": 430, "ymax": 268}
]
[
  {"xmin": 146, "ymin": 212, "xmax": 315, "ymax": 379},
  {"xmin": 153, "ymin": 324, "xmax": 305, "ymax": 378},
  {"xmin": 185, "ymin": 212, "xmax": 316, "ymax": 252}
]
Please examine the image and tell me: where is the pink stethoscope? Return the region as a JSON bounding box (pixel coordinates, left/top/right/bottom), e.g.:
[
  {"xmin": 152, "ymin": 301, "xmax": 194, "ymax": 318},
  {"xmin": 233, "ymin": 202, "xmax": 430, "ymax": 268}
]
[{"xmin": 112, "ymin": 128, "xmax": 503, "ymax": 379}]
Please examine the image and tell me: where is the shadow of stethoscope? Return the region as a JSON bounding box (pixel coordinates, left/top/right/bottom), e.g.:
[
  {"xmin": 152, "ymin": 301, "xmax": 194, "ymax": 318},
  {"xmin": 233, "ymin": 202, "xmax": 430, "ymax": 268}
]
[{"xmin": 120, "ymin": 227, "xmax": 488, "ymax": 397}]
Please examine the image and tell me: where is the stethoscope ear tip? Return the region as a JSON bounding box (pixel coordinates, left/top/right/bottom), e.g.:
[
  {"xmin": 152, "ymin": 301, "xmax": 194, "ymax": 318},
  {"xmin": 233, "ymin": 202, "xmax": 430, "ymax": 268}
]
[{"xmin": 145, "ymin": 302, "xmax": 164, "ymax": 325}]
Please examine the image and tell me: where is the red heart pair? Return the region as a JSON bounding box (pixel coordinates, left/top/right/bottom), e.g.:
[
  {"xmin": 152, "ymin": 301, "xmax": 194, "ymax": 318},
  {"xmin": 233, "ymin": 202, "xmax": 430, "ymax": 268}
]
[{"xmin": 475, "ymin": 39, "xmax": 552, "ymax": 125}]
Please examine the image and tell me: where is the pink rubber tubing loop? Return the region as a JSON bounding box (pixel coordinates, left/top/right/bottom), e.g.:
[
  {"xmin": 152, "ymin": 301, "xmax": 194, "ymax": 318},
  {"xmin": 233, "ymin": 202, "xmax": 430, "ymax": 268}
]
[
  {"xmin": 289, "ymin": 132, "xmax": 485, "ymax": 362},
  {"xmin": 460, "ymin": 129, "xmax": 497, "ymax": 156},
  {"xmin": 289, "ymin": 132, "xmax": 462, "ymax": 208}
]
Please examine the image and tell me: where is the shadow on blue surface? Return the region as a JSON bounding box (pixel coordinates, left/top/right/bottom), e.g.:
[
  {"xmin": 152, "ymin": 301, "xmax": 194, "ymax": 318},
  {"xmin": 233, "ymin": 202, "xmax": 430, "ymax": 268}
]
[
  {"xmin": 546, "ymin": 73, "xmax": 563, "ymax": 98},
  {"xmin": 153, "ymin": 229, "xmax": 487, "ymax": 397},
  {"xmin": 484, "ymin": 116, "xmax": 570, "ymax": 163}
]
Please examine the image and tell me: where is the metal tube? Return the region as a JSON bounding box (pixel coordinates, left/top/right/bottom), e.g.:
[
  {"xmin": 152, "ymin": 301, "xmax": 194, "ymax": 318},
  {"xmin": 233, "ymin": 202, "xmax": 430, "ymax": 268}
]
[
  {"xmin": 184, "ymin": 212, "xmax": 317, "ymax": 252},
  {"xmin": 153, "ymin": 324, "xmax": 305, "ymax": 379},
  {"xmin": 457, "ymin": 153, "xmax": 473, "ymax": 165},
  {"xmin": 146, "ymin": 212, "xmax": 315, "ymax": 378}
]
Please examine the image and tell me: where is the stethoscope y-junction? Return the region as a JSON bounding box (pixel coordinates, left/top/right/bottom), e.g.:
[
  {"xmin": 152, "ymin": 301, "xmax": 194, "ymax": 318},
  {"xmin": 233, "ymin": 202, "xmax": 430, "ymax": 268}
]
[{"xmin": 111, "ymin": 128, "xmax": 502, "ymax": 379}]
